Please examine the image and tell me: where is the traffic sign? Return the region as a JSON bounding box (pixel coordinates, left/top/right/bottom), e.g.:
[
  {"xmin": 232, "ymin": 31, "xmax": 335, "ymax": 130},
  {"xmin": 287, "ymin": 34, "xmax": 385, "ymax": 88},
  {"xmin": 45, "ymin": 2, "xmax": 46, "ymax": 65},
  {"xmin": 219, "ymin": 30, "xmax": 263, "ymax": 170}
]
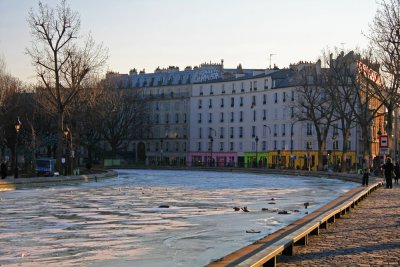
[{"xmin": 379, "ymin": 135, "xmax": 389, "ymax": 148}]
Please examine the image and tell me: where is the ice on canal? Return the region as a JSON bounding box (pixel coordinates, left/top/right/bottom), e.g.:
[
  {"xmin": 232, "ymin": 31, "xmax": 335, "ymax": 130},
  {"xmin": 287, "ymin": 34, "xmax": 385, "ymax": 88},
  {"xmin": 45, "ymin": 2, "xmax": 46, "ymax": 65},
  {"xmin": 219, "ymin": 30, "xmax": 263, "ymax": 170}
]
[{"xmin": 0, "ymin": 169, "xmax": 358, "ymax": 267}]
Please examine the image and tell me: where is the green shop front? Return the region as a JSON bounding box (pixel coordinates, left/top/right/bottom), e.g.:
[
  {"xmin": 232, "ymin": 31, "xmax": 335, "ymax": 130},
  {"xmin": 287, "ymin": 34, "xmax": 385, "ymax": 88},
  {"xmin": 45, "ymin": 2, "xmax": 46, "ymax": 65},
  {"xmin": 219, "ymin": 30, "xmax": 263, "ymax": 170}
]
[{"xmin": 244, "ymin": 152, "xmax": 269, "ymax": 168}]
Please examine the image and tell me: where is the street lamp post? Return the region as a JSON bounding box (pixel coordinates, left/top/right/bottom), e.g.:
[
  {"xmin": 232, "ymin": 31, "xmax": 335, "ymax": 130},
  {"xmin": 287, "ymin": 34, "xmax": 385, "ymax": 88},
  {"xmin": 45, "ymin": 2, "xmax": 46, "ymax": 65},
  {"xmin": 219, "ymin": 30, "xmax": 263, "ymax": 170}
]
[
  {"xmin": 332, "ymin": 134, "xmax": 337, "ymax": 171},
  {"xmin": 263, "ymin": 125, "xmax": 271, "ymax": 168},
  {"xmin": 63, "ymin": 127, "xmax": 72, "ymax": 175},
  {"xmin": 209, "ymin": 128, "xmax": 216, "ymax": 167},
  {"xmin": 255, "ymin": 136, "xmax": 259, "ymax": 167},
  {"xmin": 160, "ymin": 138, "xmax": 163, "ymax": 166},
  {"xmin": 14, "ymin": 117, "xmax": 22, "ymax": 178}
]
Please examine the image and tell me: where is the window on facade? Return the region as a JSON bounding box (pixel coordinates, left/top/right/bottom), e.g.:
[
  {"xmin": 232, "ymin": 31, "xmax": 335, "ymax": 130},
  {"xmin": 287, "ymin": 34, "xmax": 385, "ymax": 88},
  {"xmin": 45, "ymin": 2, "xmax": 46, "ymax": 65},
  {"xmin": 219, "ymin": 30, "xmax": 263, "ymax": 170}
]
[
  {"xmin": 262, "ymin": 141, "xmax": 267, "ymax": 151},
  {"xmin": 264, "ymin": 79, "xmax": 268, "ymax": 89},
  {"xmin": 209, "ymin": 99, "xmax": 212, "ymax": 108},
  {"xmin": 198, "ymin": 142, "xmax": 201, "ymax": 151},
  {"xmin": 281, "ymin": 140, "xmax": 286, "ymax": 150},
  {"xmin": 240, "ymin": 97, "xmax": 243, "ymax": 106},
  {"xmin": 155, "ymin": 114, "xmax": 159, "ymax": 124},
  {"xmin": 252, "ymin": 95, "xmax": 256, "ymax": 106},
  {"xmin": 231, "ymin": 112, "xmax": 234, "ymax": 122},
  {"xmin": 220, "ymin": 112, "xmax": 224, "ymax": 122},
  {"xmin": 231, "ymin": 97, "xmax": 235, "ymax": 107},
  {"xmin": 333, "ymin": 140, "xmax": 339, "ymax": 150},
  {"xmin": 198, "ymin": 113, "xmax": 202, "ymax": 123},
  {"xmin": 274, "ymin": 140, "xmax": 277, "ymax": 150},
  {"xmin": 183, "ymin": 127, "xmax": 187, "ymax": 138},
  {"xmin": 156, "ymin": 101, "xmax": 160, "ymax": 110},
  {"xmin": 274, "ymin": 124, "xmax": 278, "ymax": 136},
  {"xmin": 183, "ymin": 142, "xmax": 187, "ymax": 152},
  {"xmin": 222, "ymin": 84, "xmax": 225, "ymax": 94},
  {"xmin": 307, "ymin": 75, "xmax": 313, "ymax": 84},
  {"xmin": 230, "ymin": 142, "xmax": 234, "ymax": 151},
  {"xmin": 220, "ymin": 98, "xmax": 224, "ymax": 107},
  {"xmin": 175, "ymin": 142, "xmax": 179, "ymax": 152},
  {"xmin": 254, "ymin": 81, "xmax": 257, "ymax": 90},
  {"xmin": 240, "ymin": 111, "xmax": 243, "ymax": 122},
  {"xmin": 208, "ymin": 113, "xmax": 212, "ymax": 123},
  {"xmin": 232, "ymin": 83, "xmax": 235, "ymax": 93},
  {"xmin": 241, "ymin": 82, "xmax": 244, "ymax": 92},
  {"xmin": 333, "ymin": 124, "xmax": 339, "ymax": 135},
  {"xmin": 283, "ymin": 92, "xmax": 286, "ymax": 102},
  {"xmin": 290, "ymin": 140, "xmax": 294, "ymax": 151},
  {"xmin": 291, "ymin": 90, "xmax": 295, "ymax": 101},
  {"xmin": 239, "ymin": 142, "xmax": 243, "ymax": 151},
  {"xmin": 165, "ymin": 114, "xmax": 169, "ymax": 124},
  {"xmin": 307, "ymin": 123, "xmax": 312, "ymax": 135},
  {"xmin": 239, "ymin": 127, "xmax": 243, "ymax": 138},
  {"xmin": 306, "ymin": 141, "xmax": 312, "ymax": 150},
  {"xmin": 199, "ymin": 128, "xmax": 202, "ymax": 139},
  {"xmin": 165, "ymin": 142, "xmax": 169, "ymax": 152},
  {"xmin": 210, "ymin": 85, "xmax": 213, "ymax": 95},
  {"xmin": 175, "ymin": 113, "xmax": 179, "ymax": 123},
  {"xmin": 263, "ymin": 94, "xmax": 267, "ymax": 104},
  {"xmin": 320, "ymin": 89, "xmax": 326, "ymax": 100},
  {"xmin": 291, "ymin": 107, "xmax": 294, "ymax": 118},
  {"xmin": 230, "ymin": 127, "xmax": 234, "ymax": 138},
  {"xmin": 252, "ymin": 126, "xmax": 256, "ymax": 137},
  {"xmin": 219, "ymin": 142, "xmax": 224, "ymax": 151},
  {"xmin": 253, "ymin": 110, "xmax": 256, "ymax": 122},
  {"xmin": 263, "ymin": 110, "xmax": 267, "ymax": 120},
  {"xmin": 220, "ymin": 127, "xmax": 224, "ymax": 138},
  {"xmin": 282, "ymin": 124, "xmax": 286, "ymax": 136},
  {"xmin": 274, "ymin": 92, "xmax": 278, "ymax": 103},
  {"xmin": 184, "ymin": 113, "xmax": 187, "ymax": 123},
  {"xmin": 198, "ymin": 99, "xmax": 202, "ymax": 109}
]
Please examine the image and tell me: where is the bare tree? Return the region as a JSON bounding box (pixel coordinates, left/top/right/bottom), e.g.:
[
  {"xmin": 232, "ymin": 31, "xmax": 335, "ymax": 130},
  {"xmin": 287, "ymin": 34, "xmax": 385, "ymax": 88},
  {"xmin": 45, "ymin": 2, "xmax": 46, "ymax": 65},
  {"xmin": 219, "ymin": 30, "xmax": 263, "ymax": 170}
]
[
  {"xmin": 27, "ymin": 0, "xmax": 107, "ymax": 171},
  {"xmin": 292, "ymin": 61, "xmax": 336, "ymax": 171},
  {"xmin": 367, "ymin": 0, "xmax": 400, "ymax": 158},
  {"xmin": 324, "ymin": 50, "xmax": 359, "ymax": 172},
  {"xmin": 96, "ymin": 77, "xmax": 149, "ymax": 160}
]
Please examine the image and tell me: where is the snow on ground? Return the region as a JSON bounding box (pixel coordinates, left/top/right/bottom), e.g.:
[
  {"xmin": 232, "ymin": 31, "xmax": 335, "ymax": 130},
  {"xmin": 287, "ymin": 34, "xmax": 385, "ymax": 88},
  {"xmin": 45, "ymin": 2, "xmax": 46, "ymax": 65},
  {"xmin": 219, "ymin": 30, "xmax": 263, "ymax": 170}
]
[{"xmin": 0, "ymin": 169, "xmax": 358, "ymax": 267}]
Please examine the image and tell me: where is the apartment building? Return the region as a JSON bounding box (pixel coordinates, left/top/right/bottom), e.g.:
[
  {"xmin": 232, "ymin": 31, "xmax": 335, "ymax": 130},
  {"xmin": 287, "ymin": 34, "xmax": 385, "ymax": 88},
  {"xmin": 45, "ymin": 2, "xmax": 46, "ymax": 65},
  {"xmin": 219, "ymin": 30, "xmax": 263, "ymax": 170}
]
[{"xmin": 111, "ymin": 54, "xmax": 383, "ymax": 170}]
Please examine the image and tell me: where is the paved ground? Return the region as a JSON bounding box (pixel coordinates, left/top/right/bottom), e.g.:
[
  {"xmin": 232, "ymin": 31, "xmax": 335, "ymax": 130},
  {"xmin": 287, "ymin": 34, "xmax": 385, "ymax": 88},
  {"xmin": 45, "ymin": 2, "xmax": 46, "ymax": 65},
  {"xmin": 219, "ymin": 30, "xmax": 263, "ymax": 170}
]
[{"xmin": 278, "ymin": 180, "xmax": 400, "ymax": 267}]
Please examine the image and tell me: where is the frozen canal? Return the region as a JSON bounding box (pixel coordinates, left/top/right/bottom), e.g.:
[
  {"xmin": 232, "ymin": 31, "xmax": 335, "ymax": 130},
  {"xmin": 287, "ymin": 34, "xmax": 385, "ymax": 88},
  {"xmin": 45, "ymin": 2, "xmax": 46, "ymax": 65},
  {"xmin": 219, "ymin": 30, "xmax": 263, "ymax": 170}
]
[{"xmin": 0, "ymin": 169, "xmax": 358, "ymax": 267}]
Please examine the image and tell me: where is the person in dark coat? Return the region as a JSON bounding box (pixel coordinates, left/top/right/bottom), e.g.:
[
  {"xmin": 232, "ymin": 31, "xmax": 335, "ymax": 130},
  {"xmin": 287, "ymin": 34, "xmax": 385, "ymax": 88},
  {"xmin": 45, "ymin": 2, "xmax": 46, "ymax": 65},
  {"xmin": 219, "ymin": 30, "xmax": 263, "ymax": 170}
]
[
  {"xmin": 362, "ymin": 168, "xmax": 369, "ymax": 186},
  {"xmin": 1, "ymin": 161, "xmax": 7, "ymax": 179},
  {"xmin": 394, "ymin": 162, "xmax": 400, "ymax": 184},
  {"xmin": 382, "ymin": 157, "xmax": 394, "ymax": 189}
]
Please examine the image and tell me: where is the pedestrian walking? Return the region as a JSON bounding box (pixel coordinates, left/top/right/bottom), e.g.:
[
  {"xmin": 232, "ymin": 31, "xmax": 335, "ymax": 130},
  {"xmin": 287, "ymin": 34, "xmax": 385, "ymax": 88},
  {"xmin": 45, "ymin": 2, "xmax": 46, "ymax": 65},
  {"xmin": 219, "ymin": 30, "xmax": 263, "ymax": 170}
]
[
  {"xmin": 362, "ymin": 168, "xmax": 369, "ymax": 186},
  {"xmin": 394, "ymin": 162, "xmax": 400, "ymax": 184},
  {"xmin": 1, "ymin": 161, "xmax": 7, "ymax": 179},
  {"xmin": 382, "ymin": 157, "xmax": 394, "ymax": 189}
]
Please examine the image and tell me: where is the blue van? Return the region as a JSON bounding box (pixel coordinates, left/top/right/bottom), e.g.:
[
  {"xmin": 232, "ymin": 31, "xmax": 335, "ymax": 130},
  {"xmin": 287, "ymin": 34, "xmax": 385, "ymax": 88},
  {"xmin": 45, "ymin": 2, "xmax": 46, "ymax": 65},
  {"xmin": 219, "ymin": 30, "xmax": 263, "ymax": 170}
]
[{"xmin": 35, "ymin": 158, "xmax": 56, "ymax": 176}]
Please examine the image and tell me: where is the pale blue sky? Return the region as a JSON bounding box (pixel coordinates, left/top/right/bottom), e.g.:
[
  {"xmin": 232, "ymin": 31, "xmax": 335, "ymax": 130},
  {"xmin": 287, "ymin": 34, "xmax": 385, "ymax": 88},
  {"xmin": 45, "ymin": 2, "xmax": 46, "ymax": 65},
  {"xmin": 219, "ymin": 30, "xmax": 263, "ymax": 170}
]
[{"xmin": 0, "ymin": 0, "xmax": 378, "ymax": 83}]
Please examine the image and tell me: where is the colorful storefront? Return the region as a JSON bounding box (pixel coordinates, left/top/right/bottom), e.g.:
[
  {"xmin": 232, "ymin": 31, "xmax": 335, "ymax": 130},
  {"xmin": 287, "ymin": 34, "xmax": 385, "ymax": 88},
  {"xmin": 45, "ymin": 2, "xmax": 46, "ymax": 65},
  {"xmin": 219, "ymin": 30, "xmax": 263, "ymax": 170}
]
[
  {"xmin": 243, "ymin": 152, "xmax": 269, "ymax": 168},
  {"xmin": 189, "ymin": 152, "xmax": 237, "ymax": 167},
  {"xmin": 244, "ymin": 150, "xmax": 356, "ymax": 171}
]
